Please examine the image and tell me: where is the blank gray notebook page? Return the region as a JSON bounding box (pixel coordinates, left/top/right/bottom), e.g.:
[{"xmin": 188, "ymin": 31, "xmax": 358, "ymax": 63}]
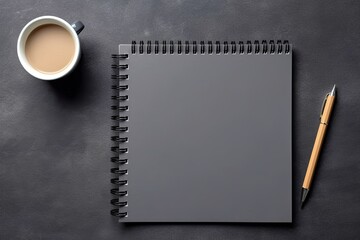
[{"xmin": 115, "ymin": 42, "xmax": 292, "ymax": 222}]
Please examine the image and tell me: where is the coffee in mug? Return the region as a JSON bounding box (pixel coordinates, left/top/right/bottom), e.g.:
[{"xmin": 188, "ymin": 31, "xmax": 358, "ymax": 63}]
[
  {"xmin": 25, "ymin": 24, "xmax": 75, "ymax": 73},
  {"xmin": 17, "ymin": 16, "xmax": 84, "ymax": 80}
]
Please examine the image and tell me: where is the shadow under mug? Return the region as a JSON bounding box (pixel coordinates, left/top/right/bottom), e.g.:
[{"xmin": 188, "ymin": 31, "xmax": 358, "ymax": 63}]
[{"xmin": 17, "ymin": 16, "xmax": 84, "ymax": 81}]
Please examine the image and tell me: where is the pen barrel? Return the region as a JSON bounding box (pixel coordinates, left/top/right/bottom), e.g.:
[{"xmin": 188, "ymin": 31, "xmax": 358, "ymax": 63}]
[
  {"xmin": 302, "ymin": 123, "xmax": 327, "ymax": 189},
  {"xmin": 320, "ymin": 96, "xmax": 335, "ymax": 124}
]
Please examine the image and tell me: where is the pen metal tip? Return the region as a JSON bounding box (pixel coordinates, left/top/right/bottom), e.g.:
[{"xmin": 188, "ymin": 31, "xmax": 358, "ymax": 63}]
[
  {"xmin": 330, "ymin": 84, "xmax": 336, "ymax": 96},
  {"xmin": 300, "ymin": 188, "xmax": 309, "ymax": 209}
]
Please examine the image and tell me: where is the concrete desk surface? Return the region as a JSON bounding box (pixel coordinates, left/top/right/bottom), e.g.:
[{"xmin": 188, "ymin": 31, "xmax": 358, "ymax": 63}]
[{"xmin": 0, "ymin": 0, "xmax": 359, "ymax": 239}]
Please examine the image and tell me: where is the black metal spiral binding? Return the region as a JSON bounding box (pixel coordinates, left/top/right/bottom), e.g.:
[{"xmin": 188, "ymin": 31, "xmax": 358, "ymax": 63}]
[
  {"xmin": 111, "ymin": 53, "xmax": 129, "ymax": 218},
  {"xmin": 224, "ymin": 41, "xmax": 229, "ymax": 54},
  {"xmin": 200, "ymin": 41, "xmax": 205, "ymax": 54},
  {"xmin": 178, "ymin": 41, "xmax": 182, "ymax": 54},
  {"xmin": 162, "ymin": 41, "xmax": 167, "ymax": 54},
  {"xmin": 139, "ymin": 41, "xmax": 144, "ymax": 54},
  {"xmin": 270, "ymin": 40, "xmax": 275, "ymax": 54},
  {"xmin": 208, "ymin": 41, "xmax": 213, "ymax": 54},
  {"xmin": 155, "ymin": 41, "xmax": 159, "ymax": 54},
  {"xmin": 193, "ymin": 41, "xmax": 197, "ymax": 54},
  {"xmin": 231, "ymin": 41, "xmax": 236, "ymax": 53},
  {"xmin": 129, "ymin": 40, "xmax": 290, "ymax": 55},
  {"xmin": 254, "ymin": 40, "xmax": 260, "ymax": 54},
  {"xmin": 239, "ymin": 41, "xmax": 244, "ymax": 54},
  {"xmin": 216, "ymin": 41, "xmax": 221, "ymax": 54},
  {"xmin": 147, "ymin": 41, "xmax": 151, "ymax": 54},
  {"xmin": 170, "ymin": 41, "xmax": 174, "ymax": 54},
  {"xmin": 246, "ymin": 41, "xmax": 252, "ymax": 54},
  {"xmin": 262, "ymin": 40, "xmax": 268, "ymax": 54},
  {"xmin": 185, "ymin": 41, "xmax": 190, "ymax": 54}
]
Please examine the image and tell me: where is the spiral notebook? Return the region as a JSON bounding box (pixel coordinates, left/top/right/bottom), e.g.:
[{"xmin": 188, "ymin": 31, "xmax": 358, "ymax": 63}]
[{"xmin": 111, "ymin": 41, "xmax": 292, "ymax": 222}]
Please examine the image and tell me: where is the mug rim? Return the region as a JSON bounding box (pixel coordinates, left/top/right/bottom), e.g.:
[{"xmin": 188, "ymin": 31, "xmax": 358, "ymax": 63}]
[{"xmin": 17, "ymin": 15, "xmax": 80, "ymax": 81}]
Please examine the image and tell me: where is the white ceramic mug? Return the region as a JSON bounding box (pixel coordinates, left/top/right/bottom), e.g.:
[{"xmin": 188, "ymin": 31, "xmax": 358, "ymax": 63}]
[{"xmin": 17, "ymin": 16, "xmax": 84, "ymax": 80}]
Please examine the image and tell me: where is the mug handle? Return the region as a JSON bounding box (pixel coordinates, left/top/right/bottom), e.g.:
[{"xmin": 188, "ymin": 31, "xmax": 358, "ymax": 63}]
[{"xmin": 71, "ymin": 21, "xmax": 85, "ymax": 34}]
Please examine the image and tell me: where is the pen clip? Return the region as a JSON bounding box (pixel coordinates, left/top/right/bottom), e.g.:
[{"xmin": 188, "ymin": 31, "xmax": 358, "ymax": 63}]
[{"xmin": 320, "ymin": 93, "xmax": 329, "ymax": 119}]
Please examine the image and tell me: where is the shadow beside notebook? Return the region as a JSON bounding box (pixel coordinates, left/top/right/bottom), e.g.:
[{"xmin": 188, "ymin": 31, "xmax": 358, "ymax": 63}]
[
  {"xmin": 291, "ymin": 50, "xmax": 299, "ymax": 218},
  {"xmin": 118, "ymin": 221, "xmax": 294, "ymax": 229},
  {"xmin": 112, "ymin": 221, "xmax": 294, "ymax": 240}
]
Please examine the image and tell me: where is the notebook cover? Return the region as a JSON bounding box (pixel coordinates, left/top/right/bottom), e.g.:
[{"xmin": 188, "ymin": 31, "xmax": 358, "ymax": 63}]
[{"xmin": 111, "ymin": 41, "xmax": 292, "ymax": 222}]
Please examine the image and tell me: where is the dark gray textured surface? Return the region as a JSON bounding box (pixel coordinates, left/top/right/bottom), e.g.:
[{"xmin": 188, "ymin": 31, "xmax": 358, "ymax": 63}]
[
  {"xmin": 118, "ymin": 44, "xmax": 292, "ymax": 222},
  {"xmin": 0, "ymin": 0, "xmax": 359, "ymax": 239}
]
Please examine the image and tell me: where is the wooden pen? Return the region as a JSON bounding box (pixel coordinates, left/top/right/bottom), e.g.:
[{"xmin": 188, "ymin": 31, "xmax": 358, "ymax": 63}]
[{"xmin": 301, "ymin": 85, "xmax": 336, "ymax": 208}]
